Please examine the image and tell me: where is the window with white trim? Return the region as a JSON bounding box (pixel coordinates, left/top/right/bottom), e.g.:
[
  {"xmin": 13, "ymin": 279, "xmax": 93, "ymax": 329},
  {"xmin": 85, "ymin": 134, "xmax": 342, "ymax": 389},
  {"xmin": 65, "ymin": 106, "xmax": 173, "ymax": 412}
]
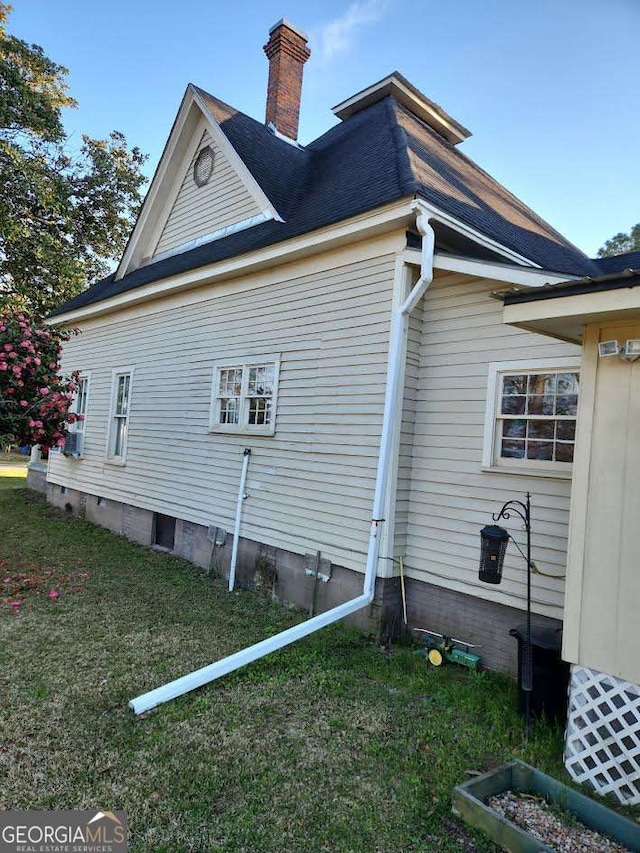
[
  {"xmin": 74, "ymin": 376, "xmax": 89, "ymax": 430},
  {"xmin": 210, "ymin": 357, "xmax": 280, "ymax": 435},
  {"xmin": 484, "ymin": 361, "xmax": 579, "ymax": 474},
  {"xmin": 107, "ymin": 370, "xmax": 133, "ymax": 462},
  {"xmin": 69, "ymin": 375, "xmax": 89, "ymax": 453}
]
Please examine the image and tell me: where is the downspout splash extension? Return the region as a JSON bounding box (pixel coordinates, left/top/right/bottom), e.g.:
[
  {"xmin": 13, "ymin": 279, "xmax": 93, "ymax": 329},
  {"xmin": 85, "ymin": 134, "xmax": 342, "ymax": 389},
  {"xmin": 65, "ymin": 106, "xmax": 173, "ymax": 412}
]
[{"xmin": 129, "ymin": 203, "xmax": 435, "ymax": 715}]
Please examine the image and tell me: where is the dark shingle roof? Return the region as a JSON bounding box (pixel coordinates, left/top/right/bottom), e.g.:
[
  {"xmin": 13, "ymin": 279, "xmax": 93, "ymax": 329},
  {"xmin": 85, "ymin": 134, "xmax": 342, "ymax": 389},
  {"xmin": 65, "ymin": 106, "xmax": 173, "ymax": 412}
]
[
  {"xmin": 51, "ymin": 87, "xmax": 598, "ymax": 316},
  {"xmin": 592, "ymin": 251, "xmax": 640, "ymax": 275}
]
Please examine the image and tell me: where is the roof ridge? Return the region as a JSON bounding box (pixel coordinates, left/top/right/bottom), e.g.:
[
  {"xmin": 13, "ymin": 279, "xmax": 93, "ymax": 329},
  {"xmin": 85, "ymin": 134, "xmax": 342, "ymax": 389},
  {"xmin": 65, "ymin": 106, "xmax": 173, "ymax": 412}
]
[{"xmin": 384, "ymin": 97, "xmax": 418, "ymax": 197}]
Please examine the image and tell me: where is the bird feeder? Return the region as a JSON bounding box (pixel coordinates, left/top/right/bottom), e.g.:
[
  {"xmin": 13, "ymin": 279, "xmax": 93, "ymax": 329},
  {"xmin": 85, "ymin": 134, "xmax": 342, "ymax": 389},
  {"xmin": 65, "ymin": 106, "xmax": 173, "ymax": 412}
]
[{"xmin": 478, "ymin": 524, "xmax": 509, "ymax": 584}]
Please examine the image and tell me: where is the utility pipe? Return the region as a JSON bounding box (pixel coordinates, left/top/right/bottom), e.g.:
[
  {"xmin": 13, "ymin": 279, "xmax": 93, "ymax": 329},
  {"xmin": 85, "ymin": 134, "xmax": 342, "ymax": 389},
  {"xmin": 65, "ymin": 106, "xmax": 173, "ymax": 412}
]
[
  {"xmin": 228, "ymin": 448, "xmax": 251, "ymax": 591},
  {"xmin": 129, "ymin": 202, "xmax": 435, "ymax": 715}
]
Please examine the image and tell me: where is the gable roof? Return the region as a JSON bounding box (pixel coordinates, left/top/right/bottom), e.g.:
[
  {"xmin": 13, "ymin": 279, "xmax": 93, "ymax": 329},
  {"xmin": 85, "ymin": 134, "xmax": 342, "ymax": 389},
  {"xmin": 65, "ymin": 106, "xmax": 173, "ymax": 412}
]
[{"xmin": 51, "ymin": 85, "xmax": 599, "ymax": 317}]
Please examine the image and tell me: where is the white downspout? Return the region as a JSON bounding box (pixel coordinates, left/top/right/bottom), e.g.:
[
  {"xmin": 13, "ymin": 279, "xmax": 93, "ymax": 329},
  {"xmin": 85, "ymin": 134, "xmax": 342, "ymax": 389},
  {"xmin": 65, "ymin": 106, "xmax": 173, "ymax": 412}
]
[
  {"xmin": 129, "ymin": 202, "xmax": 435, "ymax": 715},
  {"xmin": 228, "ymin": 448, "xmax": 251, "ymax": 591}
]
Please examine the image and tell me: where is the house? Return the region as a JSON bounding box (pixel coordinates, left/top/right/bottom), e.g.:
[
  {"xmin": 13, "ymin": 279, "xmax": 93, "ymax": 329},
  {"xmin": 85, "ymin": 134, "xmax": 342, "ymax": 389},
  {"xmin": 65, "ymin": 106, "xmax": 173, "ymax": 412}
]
[
  {"xmin": 503, "ymin": 264, "xmax": 640, "ymax": 804},
  {"xmin": 37, "ymin": 20, "xmax": 615, "ymax": 690}
]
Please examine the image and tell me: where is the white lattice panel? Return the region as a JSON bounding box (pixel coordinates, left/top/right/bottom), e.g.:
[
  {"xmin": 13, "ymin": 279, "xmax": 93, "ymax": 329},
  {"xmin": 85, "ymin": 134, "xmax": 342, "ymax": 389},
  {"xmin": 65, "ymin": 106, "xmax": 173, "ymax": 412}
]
[{"xmin": 564, "ymin": 665, "xmax": 640, "ymax": 804}]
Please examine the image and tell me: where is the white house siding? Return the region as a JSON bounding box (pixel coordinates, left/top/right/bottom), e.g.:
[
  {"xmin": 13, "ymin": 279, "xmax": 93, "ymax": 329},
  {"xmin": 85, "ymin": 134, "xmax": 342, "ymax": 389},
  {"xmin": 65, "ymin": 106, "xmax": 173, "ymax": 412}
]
[
  {"xmin": 48, "ymin": 237, "xmax": 404, "ymax": 573},
  {"xmin": 393, "ymin": 295, "xmax": 423, "ymax": 559},
  {"xmin": 403, "ymin": 271, "xmax": 581, "ymax": 620},
  {"xmin": 154, "ymin": 128, "xmax": 262, "ymax": 258}
]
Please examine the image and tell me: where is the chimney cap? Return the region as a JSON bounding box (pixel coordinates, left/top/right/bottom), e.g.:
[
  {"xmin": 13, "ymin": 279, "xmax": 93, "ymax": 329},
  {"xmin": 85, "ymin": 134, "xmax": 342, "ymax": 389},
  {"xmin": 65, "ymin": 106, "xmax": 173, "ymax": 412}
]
[{"xmin": 268, "ymin": 18, "xmax": 309, "ymax": 40}]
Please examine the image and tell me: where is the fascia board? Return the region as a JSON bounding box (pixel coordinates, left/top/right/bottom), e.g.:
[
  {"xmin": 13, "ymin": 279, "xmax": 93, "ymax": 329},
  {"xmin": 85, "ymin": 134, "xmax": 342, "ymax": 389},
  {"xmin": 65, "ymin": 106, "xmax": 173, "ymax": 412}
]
[{"xmin": 417, "ymin": 199, "xmax": 540, "ymax": 268}]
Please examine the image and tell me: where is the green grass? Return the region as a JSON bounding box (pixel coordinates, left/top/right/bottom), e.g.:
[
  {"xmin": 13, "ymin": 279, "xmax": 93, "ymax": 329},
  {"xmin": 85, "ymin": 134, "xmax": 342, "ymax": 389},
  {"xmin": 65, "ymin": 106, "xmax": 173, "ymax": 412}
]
[{"xmin": 0, "ymin": 474, "xmax": 569, "ymax": 852}]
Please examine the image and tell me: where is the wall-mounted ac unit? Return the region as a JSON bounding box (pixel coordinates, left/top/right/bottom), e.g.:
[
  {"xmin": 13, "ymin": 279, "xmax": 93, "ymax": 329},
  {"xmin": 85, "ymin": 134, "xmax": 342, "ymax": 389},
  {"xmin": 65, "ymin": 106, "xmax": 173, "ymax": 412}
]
[{"xmin": 62, "ymin": 431, "xmax": 84, "ymax": 458}]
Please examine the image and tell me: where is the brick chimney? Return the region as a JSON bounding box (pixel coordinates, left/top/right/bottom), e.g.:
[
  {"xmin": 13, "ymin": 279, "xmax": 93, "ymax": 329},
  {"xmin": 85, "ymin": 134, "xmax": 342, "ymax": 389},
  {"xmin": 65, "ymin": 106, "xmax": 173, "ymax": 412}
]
[{"xmin": 263, "ymin": 19, "xmax": 310, "ymax": 141}]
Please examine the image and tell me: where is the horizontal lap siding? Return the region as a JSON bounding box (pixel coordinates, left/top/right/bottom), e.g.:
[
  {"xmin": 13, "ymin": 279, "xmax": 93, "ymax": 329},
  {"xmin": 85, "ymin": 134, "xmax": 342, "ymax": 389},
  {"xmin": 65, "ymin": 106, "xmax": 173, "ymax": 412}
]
[
  {"xmin": 154, "ymin": 129, "xmax": 261, "ymax": 257},
  {"xmin": 404, "ymin": 272, "xmax": 580, "ymax": 620},
  {"xmin": 49, "ymin": 250, "xmax": 397, "ymax": 571}
]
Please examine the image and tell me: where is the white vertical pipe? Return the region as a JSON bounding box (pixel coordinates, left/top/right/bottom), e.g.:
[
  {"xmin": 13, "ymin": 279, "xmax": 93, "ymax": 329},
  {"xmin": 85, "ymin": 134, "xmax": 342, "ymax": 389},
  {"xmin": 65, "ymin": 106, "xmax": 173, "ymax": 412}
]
[
  {"xmin": 228, "ymin": 448, "xmax": 251, "ymax": 591},
  {"xmin": 129, "ymin": 204, "xmax": 435, "ymax": 714}
]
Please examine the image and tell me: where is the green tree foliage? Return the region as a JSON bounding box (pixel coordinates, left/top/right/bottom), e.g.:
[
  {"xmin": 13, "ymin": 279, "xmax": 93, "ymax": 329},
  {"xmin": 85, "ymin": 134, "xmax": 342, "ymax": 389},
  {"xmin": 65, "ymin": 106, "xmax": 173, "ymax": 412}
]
[
  {"xmin": 0, "ymin": 4, "xmax": 148, "ymax": 316},
  {"xmin": 597, "ymin": 223, "xmax": 640, "ymax": 258}
]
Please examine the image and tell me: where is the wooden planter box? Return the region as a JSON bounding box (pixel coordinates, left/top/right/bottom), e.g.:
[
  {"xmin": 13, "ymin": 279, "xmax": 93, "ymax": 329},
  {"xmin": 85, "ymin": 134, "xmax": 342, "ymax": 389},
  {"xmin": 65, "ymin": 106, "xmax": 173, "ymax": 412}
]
[{"xmin": 452, "ymin": 760, "xmax": 640, "ymax": 853}]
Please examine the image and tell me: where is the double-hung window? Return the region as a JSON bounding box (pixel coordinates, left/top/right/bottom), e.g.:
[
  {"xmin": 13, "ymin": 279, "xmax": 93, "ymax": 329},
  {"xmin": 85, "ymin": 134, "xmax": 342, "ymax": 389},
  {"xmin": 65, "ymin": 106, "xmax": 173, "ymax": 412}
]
[
  {"xmin": 210, "ymin": 357, "xmax": 280, "ymax": 435},
  {"xmin": 107, "ymin": 369, "xmax": 133, "ymax": 462},
  {"xmin": 70, "ymin": 374, "xmax": 89, "ymax": 455},
  {"xmin": 484, "ymin": 359, "xmax": 579, "ymax": 475}
]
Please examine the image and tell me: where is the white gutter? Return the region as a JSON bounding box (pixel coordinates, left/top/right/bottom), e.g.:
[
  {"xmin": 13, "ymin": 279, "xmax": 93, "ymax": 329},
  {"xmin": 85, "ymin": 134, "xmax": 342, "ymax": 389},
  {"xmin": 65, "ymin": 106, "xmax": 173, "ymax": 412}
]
[
  {"xmin": 228, "ymin": 448, "xmax": 251, "ymax": 592},
  {"xmin": 128, "ymin": 201, "xmax": 436, "ymax": 715}
]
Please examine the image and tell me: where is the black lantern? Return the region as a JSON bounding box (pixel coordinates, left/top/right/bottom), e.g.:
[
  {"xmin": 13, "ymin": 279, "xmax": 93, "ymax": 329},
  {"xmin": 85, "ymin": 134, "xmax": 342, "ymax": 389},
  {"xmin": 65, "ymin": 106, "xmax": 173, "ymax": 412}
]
[{"xmin": 479, "ymin": 524, "xmax": 509, "ymax": 584}]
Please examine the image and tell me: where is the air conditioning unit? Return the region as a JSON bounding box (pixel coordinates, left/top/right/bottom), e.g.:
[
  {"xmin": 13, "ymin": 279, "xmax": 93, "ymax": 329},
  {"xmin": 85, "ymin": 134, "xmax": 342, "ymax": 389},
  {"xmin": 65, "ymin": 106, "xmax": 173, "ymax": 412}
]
[{"xmin": 62, "ymin": 431, "xmax": 84, "ymax": 458}]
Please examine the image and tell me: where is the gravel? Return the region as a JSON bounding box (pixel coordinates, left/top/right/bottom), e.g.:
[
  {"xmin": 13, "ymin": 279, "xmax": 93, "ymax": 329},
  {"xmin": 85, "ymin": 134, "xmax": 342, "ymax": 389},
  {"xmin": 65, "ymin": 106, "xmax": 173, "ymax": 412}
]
[{"xmin": 487, "ymin": 790, "xmax": 632, "ymax": 853}]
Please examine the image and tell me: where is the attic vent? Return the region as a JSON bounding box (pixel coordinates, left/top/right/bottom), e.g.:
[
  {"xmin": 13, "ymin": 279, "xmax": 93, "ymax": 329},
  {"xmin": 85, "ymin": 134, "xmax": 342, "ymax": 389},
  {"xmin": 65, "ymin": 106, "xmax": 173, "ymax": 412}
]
[{"xmin": 194, "ymin": 146, "xmax": 215, "ymax": 187}]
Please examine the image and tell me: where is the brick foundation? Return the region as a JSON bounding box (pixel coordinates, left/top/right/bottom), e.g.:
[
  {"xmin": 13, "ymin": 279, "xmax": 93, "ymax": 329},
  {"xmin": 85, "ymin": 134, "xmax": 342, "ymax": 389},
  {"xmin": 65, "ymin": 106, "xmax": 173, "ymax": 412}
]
[
  {"xmin": 41, "ymin": 483, "xmax": 555, "ymax": 673},
  {"xmin": 405, "ymin": 576, "xmax": 562, "ymax": 676}
]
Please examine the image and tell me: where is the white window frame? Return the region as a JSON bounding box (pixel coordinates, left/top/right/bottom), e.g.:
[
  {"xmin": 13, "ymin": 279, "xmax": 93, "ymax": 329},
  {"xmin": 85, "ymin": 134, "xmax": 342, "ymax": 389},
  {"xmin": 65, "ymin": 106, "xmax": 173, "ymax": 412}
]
[
  {"xmin": 209, "ymin": 355, "xmax": 280, "ymax": 436},
  {"xmin": 106, "ymin": 367, "xmax": 134, "ymax": 464},
  {"xmin": 483, "ymin": 357, "xmax": 580, "ymax": 479},
  {"xmin": 68, "ymin": 373, "xmax": 91, "ymax": 458}
]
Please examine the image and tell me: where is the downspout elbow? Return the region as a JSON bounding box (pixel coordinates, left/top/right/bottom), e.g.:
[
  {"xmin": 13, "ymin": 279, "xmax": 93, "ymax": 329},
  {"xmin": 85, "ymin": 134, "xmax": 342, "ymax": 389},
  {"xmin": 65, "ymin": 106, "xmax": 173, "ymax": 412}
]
[{"xmin": 401, "ymin": 202, "xmax": 435, "ymax": 315}]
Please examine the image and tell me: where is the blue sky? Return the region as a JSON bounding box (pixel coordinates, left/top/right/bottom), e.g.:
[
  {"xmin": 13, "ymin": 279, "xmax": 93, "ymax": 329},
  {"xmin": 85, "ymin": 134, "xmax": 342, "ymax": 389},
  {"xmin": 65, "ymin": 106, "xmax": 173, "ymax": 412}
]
[{"xmin": 10, "ymin": 0, "xmax": 639, "ymax": 257}]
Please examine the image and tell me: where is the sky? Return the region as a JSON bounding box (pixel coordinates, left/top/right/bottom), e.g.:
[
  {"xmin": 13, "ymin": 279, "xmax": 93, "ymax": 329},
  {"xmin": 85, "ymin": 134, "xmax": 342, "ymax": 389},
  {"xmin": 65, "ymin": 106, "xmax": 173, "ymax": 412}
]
[{"xmin": 9, "ymin": 0, "xmax": 639, "ymax": 258}]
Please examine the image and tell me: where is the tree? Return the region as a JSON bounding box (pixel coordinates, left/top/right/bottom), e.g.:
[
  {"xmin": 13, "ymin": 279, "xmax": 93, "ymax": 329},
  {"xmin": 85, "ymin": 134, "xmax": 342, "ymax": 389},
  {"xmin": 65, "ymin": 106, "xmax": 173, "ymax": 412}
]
[
  {"xmin": 597, "ymin": 223, "xmax": 640, "ymax": 258},
  {"xmin": 0, "ymin": 310, "xmax": 80, "ymax": 450},
  {"xmin": 0, "ymin": 4, "xmax": 148, "ymax": 316}
]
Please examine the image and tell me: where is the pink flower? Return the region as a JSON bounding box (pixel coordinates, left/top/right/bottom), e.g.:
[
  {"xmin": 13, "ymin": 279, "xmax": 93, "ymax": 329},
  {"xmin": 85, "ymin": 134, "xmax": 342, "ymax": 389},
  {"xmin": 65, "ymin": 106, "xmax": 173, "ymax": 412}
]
[
  {"xmin": 19, "ymin": 400, "xmax": 28, "ymax": 408},
  {"xmin": 12, "ymin": 365, "xmax": 21, "ymax": 376},
  {"xmin": 34, "ymin": 420, "xmax": 43, "ymax": 428},
  {"xmin": 48, "ymin": 362, "xmax": 56, "ymax": 369},
  {"xmin": 39, "ymin": 387, "xmax": 50, "ymax": 395},
  {"xmin": 34, "ymin": 357, "xmax": 41, "ymax": 366},
  {"xmin": 56, "ymin": 438, "xmax": 66, "ymax": 447},
  {"xmin": 3, "ymin": 343, "xmax": 12, "ymax": 352},
  {"xmin": 48, "ymin": 589, "xmax": 60, "ymax": 600},
  {"xmin": 0, "ymin": 363, "xmax": 6, "ymax": 371}
]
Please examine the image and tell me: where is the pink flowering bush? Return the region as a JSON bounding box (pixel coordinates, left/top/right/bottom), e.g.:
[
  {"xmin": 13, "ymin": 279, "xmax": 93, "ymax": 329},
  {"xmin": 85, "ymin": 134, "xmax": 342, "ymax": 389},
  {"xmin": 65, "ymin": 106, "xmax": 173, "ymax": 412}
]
[{"xmin": 0, "ymin": 310, "xmax": 81, "ymax": 450}]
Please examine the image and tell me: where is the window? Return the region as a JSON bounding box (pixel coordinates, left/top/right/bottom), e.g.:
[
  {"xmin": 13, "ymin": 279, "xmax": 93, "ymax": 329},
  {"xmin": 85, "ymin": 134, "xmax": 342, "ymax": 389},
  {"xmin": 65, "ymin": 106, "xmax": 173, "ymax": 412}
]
[
  {"xmin": 107, "ymin": 369, "xmax": 133, "ymax": 462},
  {"xmin": 483, "ymin": 360, "xmax": 579, "ymax": 475},
  {"xmin": 210, "ymin": 357, "xmax": 280, "ymax": 435},
  {"xmin": 63, "ymin": 374, "xmax": 89, "ymax": 457},
  {"xmin": 73, "ymin": 374, "xmax": 89, "ymax": 437}
]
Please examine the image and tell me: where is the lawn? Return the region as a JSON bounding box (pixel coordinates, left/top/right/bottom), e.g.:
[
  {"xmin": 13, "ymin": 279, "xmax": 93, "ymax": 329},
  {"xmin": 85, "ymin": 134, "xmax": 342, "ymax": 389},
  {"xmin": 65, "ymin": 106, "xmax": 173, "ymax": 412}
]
[{"xmin": 0, "ymin": 475, "xmax": 568, "ymax": 852}]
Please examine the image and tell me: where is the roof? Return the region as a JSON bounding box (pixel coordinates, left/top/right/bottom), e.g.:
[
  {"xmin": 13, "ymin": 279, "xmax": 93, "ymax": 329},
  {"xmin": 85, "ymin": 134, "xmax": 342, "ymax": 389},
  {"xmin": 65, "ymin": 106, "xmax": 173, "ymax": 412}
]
[
  {"xmin": 51, "ymin": 85, "xmax": 599, "ymax": 317},
  {"xmin": 502, "ymin": 268, "xmax": 640, "ymax": 306},
  {"xmin": 592, "ymin": 250, "xmax": 640, "ymax": 276}
]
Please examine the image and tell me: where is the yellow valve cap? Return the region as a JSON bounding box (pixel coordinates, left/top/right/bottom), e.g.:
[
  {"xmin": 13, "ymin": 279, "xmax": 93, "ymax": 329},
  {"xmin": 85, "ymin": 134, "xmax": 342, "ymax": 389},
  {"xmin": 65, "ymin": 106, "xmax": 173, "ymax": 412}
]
[{"xmin": 428, "ymin": 648, "xmax": 443, "ymax": 666}]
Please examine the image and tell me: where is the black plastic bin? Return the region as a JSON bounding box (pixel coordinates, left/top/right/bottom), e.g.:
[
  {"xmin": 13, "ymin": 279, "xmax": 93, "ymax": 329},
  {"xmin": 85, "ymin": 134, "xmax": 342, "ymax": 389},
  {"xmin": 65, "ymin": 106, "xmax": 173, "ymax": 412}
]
[{"xmin": 509, "ymin": 624, "xmax": 570, "ymax": 723}]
